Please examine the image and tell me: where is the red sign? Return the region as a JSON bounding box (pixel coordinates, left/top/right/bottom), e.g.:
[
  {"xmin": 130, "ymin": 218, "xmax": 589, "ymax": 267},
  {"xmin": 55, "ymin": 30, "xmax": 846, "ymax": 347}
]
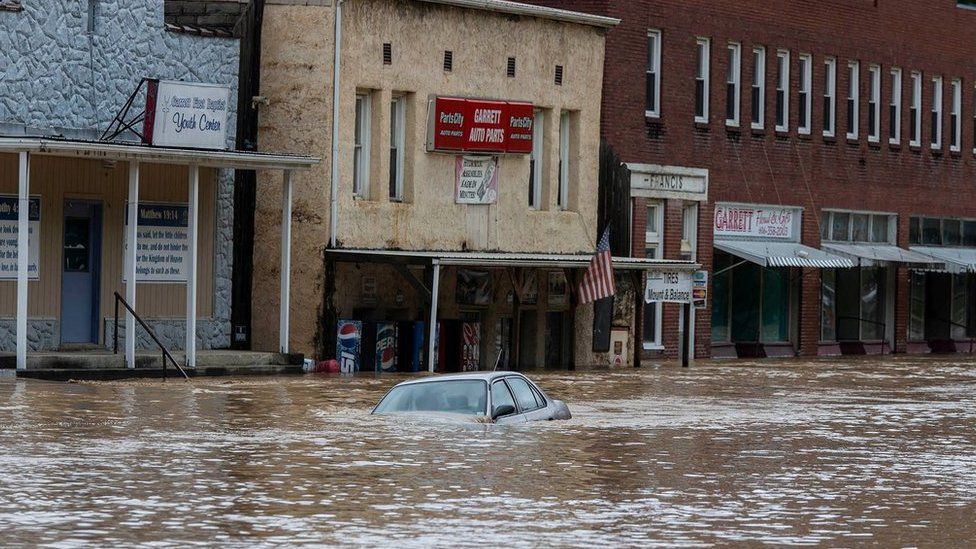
[{"xmin": 427, "ymin": 97, "xmax": 534, "ymax": 154}]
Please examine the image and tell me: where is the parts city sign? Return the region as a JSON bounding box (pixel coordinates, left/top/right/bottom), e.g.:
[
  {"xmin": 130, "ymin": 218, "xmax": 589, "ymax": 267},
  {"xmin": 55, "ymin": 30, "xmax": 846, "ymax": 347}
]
[
  {"xmin": 143, "ymin": 80, "xmax": 230, "ymax": 150},
  {"xmin": 713, "ymin": 203, "xmax": 799, "ymax": 240},
  {"xmin": 426, "ymin": 96, "xmax": 534, "ymax": 154}
]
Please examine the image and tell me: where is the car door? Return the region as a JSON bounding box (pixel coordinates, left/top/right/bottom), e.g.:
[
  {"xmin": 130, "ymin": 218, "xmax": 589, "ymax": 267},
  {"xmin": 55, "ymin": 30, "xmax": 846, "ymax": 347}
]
[
  {"xmin": 490, "ymin": 379, "xmax": 525, "ymax": 424},
  {"xmin": 505, "ymin": 376, "xmax": 550, "ymax": 422}
]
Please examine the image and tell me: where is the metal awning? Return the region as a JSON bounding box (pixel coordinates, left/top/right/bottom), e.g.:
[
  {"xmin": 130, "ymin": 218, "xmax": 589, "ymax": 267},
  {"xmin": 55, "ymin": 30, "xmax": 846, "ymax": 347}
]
[
  {"xmin": 910, "ymin": 246, "xmax": 976, "ymax": 273},
  {"xmin": 821, "ymin": 243, "xmax": 945, "ymax": 269},
  {"xmin": 327, "ymin": 248, "xmax": 699, "ymax": 271},
  {"xmin": 714, "ymin": 239, "xmax": 854, "ymax": 268}
]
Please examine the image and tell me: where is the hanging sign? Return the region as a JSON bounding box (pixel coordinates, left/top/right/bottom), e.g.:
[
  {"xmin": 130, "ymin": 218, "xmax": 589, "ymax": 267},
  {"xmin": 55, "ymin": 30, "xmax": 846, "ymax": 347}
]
[
  {"xmin": 455, "ymin": 156, "xmax": 499, "ymax": 204},
  {"xmin": 123, "ymin": 203, "xmax": 189, "ymax": 283},
  {"xmin": 692, "ymin": 269, "xmax": 708, "ymax": 310},
  {"xmin": 0, "ymin": 195, "xmax": 40, "ymax": 280},
  {"xmin": 645, "ymin": 270, "xmax": 693, "ymax": 303},
  {"xmin": 143, "ymin": 79, "xmax": 230, "ymax": 150},
  {"xmin": 428, "ymin": 96, "xmax": 534, "ymax": 154},
  {"xmin": 714, "ymin": 204, "xmax": 799, "ymax": 240}
]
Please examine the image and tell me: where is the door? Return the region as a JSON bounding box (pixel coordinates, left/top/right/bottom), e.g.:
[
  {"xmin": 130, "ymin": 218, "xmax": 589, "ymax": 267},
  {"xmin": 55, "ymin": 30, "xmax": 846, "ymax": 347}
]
[
  {"xmin": 60, "ymin": 201, "xmax": 102, "ymax": 345},
  {"xmin": 925, "ymin": 273, "xmax": 952, "ymax": 341}
]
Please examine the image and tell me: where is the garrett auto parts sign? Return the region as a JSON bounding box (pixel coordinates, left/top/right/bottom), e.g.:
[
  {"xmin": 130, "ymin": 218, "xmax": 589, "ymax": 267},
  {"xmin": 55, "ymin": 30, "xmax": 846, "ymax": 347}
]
[{"xmin": 427, "ymin": 96, "xmax": 533, "ymax": 154}]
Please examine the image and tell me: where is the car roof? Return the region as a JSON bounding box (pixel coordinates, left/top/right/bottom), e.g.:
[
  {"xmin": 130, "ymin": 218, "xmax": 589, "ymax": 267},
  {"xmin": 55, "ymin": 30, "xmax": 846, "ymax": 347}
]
[{"xmin": 393, "ymin": 371, "xmax": 526, "ymax": 387}]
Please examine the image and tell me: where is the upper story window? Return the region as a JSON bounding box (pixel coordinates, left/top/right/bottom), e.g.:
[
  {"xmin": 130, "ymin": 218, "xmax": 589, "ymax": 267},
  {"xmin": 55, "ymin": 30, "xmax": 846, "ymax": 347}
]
[
  {"xmin": 775, "ymin": 50, "xmax": 790, "ymax": 132},
  {"xmin": 557, "ymin": 111, "xmax": 573, "ymax": 210},
  {"xmin": 353, "ymin": 93, "xmax": 372, "ymax": 197},
  {"xmin": 910, "ymin": 71, "xmax": 922, "ymax": 146},
  {"xmin": 751, "ymin": 46, "xmax": 766, "ymax": 130},
  {"xmin": 646, "ymin": 30, "xmax": 662, "ymax": 118},
  {"xmin": 846, "ymin": 61, "xmax": 859, "ymax": 140},
  {"xmin": 821, "ymin": 210, "xmax": 893, "ymax": 244},
  {"xmin": 694, "ymin": 37, "xmax": 710, "ymax": 123},
  {"xmin": 909, "ymin": 216, "xmax": 976, "ymax": 247},
  {"xmin": 726, "ymin": 42, "xmax": 741, "ymax": 127},
  {"xmin": 823, "ymin": 57, "xmax": 837, "ymax": 137},
  {"xmin": 950, "ymin": 78, "xmax": 962, "ymax": 152},
  {"xmin": 889, "ymin": 68, "xmax": 902, "ymax": 144},
  {"xmin": 529, "ymin": 110, "xmax": 544, "ymax": 209},
  {"xmin": 868, "ymin": 64, "xmax": 881, "ymax": 143},
  {"xmin": 389, "ymin": 96, "xmax": 406, "ymax": 201},
  {"xmin": 798, "ymin": 53, "xmax": 812, "ymax": 134},
  {"xmin": 931, "ymin": 75, "xmax": 943, "ymax": 150}
]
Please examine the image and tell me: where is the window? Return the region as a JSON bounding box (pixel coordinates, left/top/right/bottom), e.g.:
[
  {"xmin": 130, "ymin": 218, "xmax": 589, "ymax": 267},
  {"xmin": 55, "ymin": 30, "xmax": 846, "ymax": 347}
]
[
  {"xmin": 643, "ymin": 202, "xmax": 664, "ymax": 348},
  {"xmin": 506, "ymin": 377, "xmax": 543, "ymax": 413},
  {"xmin": 950, "ymin": 78, "xmax": 962, "ymax": 152},
  {"xmin": 932, "ymin": 75, "xmax": 943, "ymax": 150},
  {"xmin": 726, "ymin": 42, "xmax": 741, "ymax": 126},
  {"xmin": 911, "ymin": 216, "xmax": 976, "ymax": 247},
  {"xmin": 798, "ymin": 54, "xmax": 812, "ymax": 134},
  {"xmin": 889, "ymin": 68, "xmax": 902, "ymax": 144},
  {"xmin": 846, "ymin": 61, "xmax": 859, "ymax": 140},
  {"xmin": 695, "ymin": 38, "xmax": 710, "ymax": 123},
  {"xmin": 491, "ymin": 380, "xmax": 516, "ymax": 413},
  {"xmin": 529, "ymin": 110, "xmax": 544, "ymax": 209},
  {"xmin": 868, "ymin": 64, "xmax": 881, "ymax": 142},
  {"xmin": 681, "ymin": 203, "xmax": 698, "ymax": 261},
  {"xmin": 646, "ymin": 30, "xmax": 661, "ymax": 117},
  {"xmin": 353, "ymin": 94, "xmax": 371, "ymax": 197},
  {"xmin": 775, "ymin": 50, "xmax": 790, "ymax": 132},
  {"xmin": 822, "ymin": 210, "xmax": 893, "ymax": 243},
  {"xmin": 751, "ymin": 46, "xmax": 765, "ymax": 129},
  {"xmin": 557, "ymin": 111, "xmax": 570, "ymax": 210},
  {"xmin": 389, "ymin": 96, "xmax": 405, "ymax": 201},
  {"xmin": 910, "ymin": 71, "xmax": 922, "ymax": 146},
  {"xmin": 823, "ymin": 57, "xmax": 836, "ymax": 137}
]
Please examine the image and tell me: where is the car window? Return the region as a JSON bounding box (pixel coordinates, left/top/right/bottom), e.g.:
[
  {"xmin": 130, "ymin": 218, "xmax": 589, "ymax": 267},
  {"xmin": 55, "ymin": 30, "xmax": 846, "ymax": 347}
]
[
  {"xmin": 374, "ymin": 380, "xmax": 487, "ymax": 416},
  {"xmin": 506, "ymin": 377, "xmax": 542, "ymax": 412},
  {"xmin": 529, "ymin": 383, "xmax": 547, "ymax": 407},
  {"xmin": 491, "ymin": 381, "xmax": 517, "ymax": 414}
]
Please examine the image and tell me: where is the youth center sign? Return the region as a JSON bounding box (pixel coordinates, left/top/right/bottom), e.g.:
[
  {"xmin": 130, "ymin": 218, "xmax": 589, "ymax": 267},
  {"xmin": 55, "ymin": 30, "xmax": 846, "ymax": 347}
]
[
  {"xmin": 144, "ymin": 80, "xmax": 230, "ymax": 150},
  {"xmin": 123, "ymin": 203, "xmax": 190, "ymax": 283},
  {"xmin": 713, "ymin": 204, "xmax": 799, "ymax": 240},
  {"xmin": 427, "ymin": 96, "xmax": 534, "ymax": 154},
  {"xmin": 0, "ymin": 195, "xmax": 40, "ymax": 280}
]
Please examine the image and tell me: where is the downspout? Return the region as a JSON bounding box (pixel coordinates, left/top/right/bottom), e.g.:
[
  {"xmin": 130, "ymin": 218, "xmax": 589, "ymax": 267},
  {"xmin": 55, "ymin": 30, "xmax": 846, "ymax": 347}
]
[{"xmin": 329, "ymin": 0, "xmax": 344, "ymax": 248}]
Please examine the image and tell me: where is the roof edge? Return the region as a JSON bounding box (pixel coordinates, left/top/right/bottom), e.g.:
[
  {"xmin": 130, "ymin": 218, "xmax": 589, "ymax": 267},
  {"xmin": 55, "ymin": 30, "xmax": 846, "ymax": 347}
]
[{"xmin": 417, "ymin": 0, "xmax": 619, "ymax": 28}]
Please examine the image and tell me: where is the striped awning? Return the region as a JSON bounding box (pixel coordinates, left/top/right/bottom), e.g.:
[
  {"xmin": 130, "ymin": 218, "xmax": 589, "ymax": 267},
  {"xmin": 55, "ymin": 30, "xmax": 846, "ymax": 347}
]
[
  {"xmin": 822, "ymin": 243, "xmax": 945, "ymax": 269},
  {"xmin": 909, "ymin": 246, "xmax": 976, "ymax": 274},
  {"xmin": 714, "ymin": 239, "xmax": 854, "ymax": 268}
]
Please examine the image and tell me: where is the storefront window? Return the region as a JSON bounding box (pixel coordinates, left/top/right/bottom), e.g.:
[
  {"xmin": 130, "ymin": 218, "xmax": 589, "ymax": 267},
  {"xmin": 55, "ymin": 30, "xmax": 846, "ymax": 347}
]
[
  {"xmin": 860, "ymin": 267, "xmax": 886, "ymax": 340},
  {"xmin": 644, "ymin": 202, "xmax": 663, "ymax": 347},
  {"xmin": 711, "ymin": 252, "xmax": 732, "ymax": 342},
  {"xmin": 730, "ymin": 262, "xmax": 761, "ymax": 342},
  {"xmin": 827, "ymin": 267, "xmax": 887, "ymax": 341},
  {"xmin": 951, "ymin": 274, "xmax": 969, "ymax": 339},
  {"xmin": 821, "ymin": 270, "xmax": 837, "ymax": 341},
  {"xmin": 761, "ymin": 268, "xmax": 790, "ymax": 342},
  {"xmin": 909, "ymin": 272, "xmax": 925, "ymax": 341}
]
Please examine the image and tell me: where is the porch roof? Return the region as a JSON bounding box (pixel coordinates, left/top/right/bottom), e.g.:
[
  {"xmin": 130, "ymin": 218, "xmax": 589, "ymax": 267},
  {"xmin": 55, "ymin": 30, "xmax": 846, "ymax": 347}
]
[
  {"xmin": 0, "ymin": 136, "xmax": 320, "ymax": 171},
  {"xmin": 714, "ymin": 239, "xmax": 855, "ymax": 269},
  {"xmin": 327, "ymin": 248, "xmax": 700, "ymax": 271},
  {"xmin": 910, "ymin": 246, "xmax": 976, "ymax": 274},
  {"xmin": 821, "ymin": 243, "xmax": 945, "ymax": 269}
]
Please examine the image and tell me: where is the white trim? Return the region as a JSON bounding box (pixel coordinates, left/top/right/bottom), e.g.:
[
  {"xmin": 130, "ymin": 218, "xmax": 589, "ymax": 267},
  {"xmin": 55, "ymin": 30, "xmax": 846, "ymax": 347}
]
[
  {"xmin": 558, "ymin": 111, "xmax": 570, "ymax": 210},
  {"xmin": 326, "ymin": 248, "xmax": 700, "ymax": 271},
  {"xmin": 932, "ymin": 75, "xmax": 943, "ymax": 150},
  {"xmin": 751, "ymin": 46, "xmax": 766, "ymax": 130},
  {"xmin": 529, "ymin": 109, "xmax": 544, "ymax": 209},
  {"xmin": 950, "ymin": 78, "xmax": 962, "ymax": 152},
  {"xmin": 125, "ymin": 161, "xmax": 139, "ymax": 369},
  {"xmin": 846, "ymin": 60, "xmax": 860, "ymax": 140},
  {"xmin": 427, "ymin": 260, "xmax": 441, "ymax": 373},
  {"xmin": 15, "ymin": 152, "xmax": 28, "ymax": 371},
  {"xmin": 389, "ymin": 95, "xmax": 406, "ymax": 201},
  {"xmin": 775, "ymin": 49, "xmax": 790, "ymax": 133},
  {"xmin": 417, "ymin": 0, "xmax": 620, "ymax": 28},
  {"xmin": 695, "ymin": 37, "xmax": 710, "ymax": 124},
  {"xmin": 823, "ymin": 56, "xmax": 837, "ymax": 137},
  {"xmin": 889, "ymin": 67, "xmax": 902, "ymax": 145},
  {"xmin": 186, "ymin": 165, "xmax": 199, "ymax": 368},
  {"xmin": 868, "ymin": 64, "xmax": 881, "ymax": 143},
  {"xmin": 726, "ymin": 42, "xmax": 741, "ymax": 127},
  {"xmin": 645, "ymin": 30, "xmax": 662, "ymax": 118},
  {"xmin": 279, "ymin": 170, "xmax": 293, "ymax": 354},
  {"xmin": 910, "ymin": 71, "xmax": 922, "ymax": 147},
  {"xmin": 798, "ymin": 53, "xmax": 812, "ymax": 135},
  {"xmin": 353, "ymin": 93, "xmax": 372, "ymax": 197},
  {"xmin": 644, "ymin": 200, "xmax": 664, "ymax": 348}
]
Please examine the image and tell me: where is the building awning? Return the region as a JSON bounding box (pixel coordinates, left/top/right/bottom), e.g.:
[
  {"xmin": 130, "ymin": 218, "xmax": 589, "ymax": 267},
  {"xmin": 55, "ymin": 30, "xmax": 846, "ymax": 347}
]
[
  {"xmin": 714, "ymin": 239, "xmax": 854, "ymax": 268},
  {"xmin": 910, "ymin": 246, "xmax": 976, "ymax": 274},
  {"xmin": 327, "ymin": 248, "xmax": 699, "ymax": 271},
  {"xmin": 821, "ymin": 243, "xmax": 945, "ymax": 269}
]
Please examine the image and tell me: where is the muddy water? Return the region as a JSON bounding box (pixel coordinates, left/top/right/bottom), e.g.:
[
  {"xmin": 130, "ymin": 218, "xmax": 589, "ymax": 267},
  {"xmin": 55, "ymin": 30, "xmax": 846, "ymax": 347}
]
[{"xmin": 1, "ymin": 357, "xmax": 975, "ymax": 547}]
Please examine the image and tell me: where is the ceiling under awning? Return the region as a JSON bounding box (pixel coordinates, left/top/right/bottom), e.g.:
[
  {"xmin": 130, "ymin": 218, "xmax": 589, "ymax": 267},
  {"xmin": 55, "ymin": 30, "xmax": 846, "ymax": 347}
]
[
  {"xmin": 821, "ymin": 243, "xmax": 945, "ymax": 269},
  {"xmin": 909, "ymin": 246, "xmax": 976, "ymax": 274},
  {"xmin": 714, "ymin": 239, "xmax": 854, "ymax": 269},
  {"xmin": 326, "ymin": 248, "xmax": 700, "ymax": 271}
]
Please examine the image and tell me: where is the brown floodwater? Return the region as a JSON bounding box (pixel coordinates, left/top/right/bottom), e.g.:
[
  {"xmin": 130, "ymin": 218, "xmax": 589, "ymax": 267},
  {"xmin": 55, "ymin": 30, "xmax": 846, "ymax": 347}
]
[{"xmin": 1, "ymin": 357, "xmax": 975, "ymax": 546}]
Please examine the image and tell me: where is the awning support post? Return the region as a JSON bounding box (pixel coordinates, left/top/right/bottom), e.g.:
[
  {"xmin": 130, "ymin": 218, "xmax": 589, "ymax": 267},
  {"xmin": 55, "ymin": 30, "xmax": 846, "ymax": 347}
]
[
  {"xmin": 185, "ymin": 164, "xmax": 199, "ymax": 368},
  {"xmin": 681, "ymin": 301, "xmax": 691, "ymax": 368},
  {"xmin": 427, "ymin": 259, "xmax": 441, "ymax": 373},
  {"xmin": 15, "ymin": 152, "xmax": 29, "ymax": 371},
  {"xmin": 125, "ymin": 161, "xmax": 140, "ymax": 369},
  {"xmin": 279, "ymin": 170, "xmax": 293, "ymax": 354}
]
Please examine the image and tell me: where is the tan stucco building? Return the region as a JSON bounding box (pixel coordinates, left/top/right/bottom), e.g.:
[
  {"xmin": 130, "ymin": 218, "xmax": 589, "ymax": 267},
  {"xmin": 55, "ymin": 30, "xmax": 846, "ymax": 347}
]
[{"xmin": 253, "ymin": 0, "xmax": 679, "ymax": 371}]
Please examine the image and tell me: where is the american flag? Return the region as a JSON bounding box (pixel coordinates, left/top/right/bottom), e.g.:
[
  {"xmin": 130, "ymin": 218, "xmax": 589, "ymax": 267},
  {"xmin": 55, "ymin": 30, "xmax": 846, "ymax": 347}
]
[{"xmin": 578, "ymin": 228, "xmax": 615, "ymax": 304}]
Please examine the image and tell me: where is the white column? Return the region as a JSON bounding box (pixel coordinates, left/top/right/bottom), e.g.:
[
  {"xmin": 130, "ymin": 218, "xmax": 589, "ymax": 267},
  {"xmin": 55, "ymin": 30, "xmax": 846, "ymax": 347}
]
[
  {"xmin": 185, "ymin": 165, "xmax": 199, "ymax": 367},
  {"xmin": 427, "ymin": 260, "xmax": 441, "ymax": 373},
  {"xmin": 125, "ymin": 161, "xmax": 139, "ymax": 369},
  {"xmin": 15, "ymin": 152, "xmax": 29, "ymax": 371},
  {"xmin": 279, "ymin": 170, "xmax": 293, "ymax": 354}
]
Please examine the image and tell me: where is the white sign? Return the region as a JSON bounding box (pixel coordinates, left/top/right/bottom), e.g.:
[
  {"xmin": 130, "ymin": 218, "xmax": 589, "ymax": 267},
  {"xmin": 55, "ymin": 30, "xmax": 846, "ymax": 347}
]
[
  {"xmin": 645, "ymin": 270, "xmax": 693, "ymax": 304},
  {"xmin": 628, "ymin": 164, "xmax": 709, "ymax": 202},
  {"xmin": 123, "ymin": 203, "xmax": 189, "ymax": 283},
  {"xmin": 713, "ymin": 204, "xmax": 798, "ymax": 240},
  {"xmin": 455, "ymin": 155, "xmax": 498, "ymax": 204},
  {"xmin": 150, "ymin": 80, "xmax": 230, "ymax": 150},
  {"xmin": 0, "ymin": 195, "xmax": 40, "ymax": 280}
]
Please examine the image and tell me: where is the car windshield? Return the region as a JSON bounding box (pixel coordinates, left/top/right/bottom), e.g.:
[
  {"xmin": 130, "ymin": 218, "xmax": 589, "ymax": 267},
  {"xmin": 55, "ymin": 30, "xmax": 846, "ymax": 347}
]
[{"xmin": 374, "ymin": 380, "xmax": 488, "ymax": 416}]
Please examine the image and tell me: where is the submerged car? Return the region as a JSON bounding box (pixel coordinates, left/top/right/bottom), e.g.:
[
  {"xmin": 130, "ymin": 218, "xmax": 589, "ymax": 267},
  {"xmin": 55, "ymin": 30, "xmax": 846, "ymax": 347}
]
[{"xmin": 372, "ymin": 372, "xmax": 571, "ymax": 424}]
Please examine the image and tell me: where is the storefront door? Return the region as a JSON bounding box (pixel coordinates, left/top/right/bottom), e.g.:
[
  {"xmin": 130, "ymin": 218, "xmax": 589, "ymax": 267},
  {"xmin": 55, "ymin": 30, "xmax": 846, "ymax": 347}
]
[
  {"xmin": 924, "ymin": 273, "xmax": 953, "ymax": 341},
  {"xmin": 60, "ymin": 200, "xmax": 102, "ymax": 345}
]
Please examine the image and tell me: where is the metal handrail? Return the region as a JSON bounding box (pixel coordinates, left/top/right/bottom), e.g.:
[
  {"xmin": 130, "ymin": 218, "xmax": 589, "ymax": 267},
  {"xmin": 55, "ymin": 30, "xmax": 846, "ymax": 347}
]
[{"xmin": 113, "ymin": 291, "xmax": 189, "ymax": 380}]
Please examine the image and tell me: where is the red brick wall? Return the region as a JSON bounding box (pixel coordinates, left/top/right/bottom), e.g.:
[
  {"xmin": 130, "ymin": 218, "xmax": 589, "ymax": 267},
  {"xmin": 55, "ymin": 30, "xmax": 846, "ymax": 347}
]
[{"xmin": 528, "ymin": 0, "xmax": 976, "ymax": 357}]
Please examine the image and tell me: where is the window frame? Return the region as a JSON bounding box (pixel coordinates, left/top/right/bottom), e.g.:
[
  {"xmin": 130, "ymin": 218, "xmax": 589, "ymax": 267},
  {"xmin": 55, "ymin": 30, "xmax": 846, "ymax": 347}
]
[
  {"xmin": 821, "ymin": 209, "xmax": 895, "ymax": 244},
  {"xmin": 389, "ymin": 95, "xmax": 406, "ymax": 201},
  {"xmin": 726, "ymin": 42, "xmax": 741, "ymax": 127},
  {"xmin": 798, "ymin": 53, "xmax": 812, "ymax": 135},
  {"xmin": 529, "ymin": 109, "xmax": 544, "ymax": 210},
  {"xmin": 889, "ymin": 67, "xmax": 902, "ymax": 145},
  {"xmin": 823, "ymin": 57, "xmax": 837, "ymax": 137},
  {"xmin": 353, "ymin": 93, "xmax": 372, "ymax": 198},
  {"xmin": 694, "ymin": 37, "xmax": 711, "ymax": 123},
  {"xmin": 557, "ymin": 111, "xmax": 570, "ymax": 210},
  {"xmin": 775, "ymin": 49, "xmax": 790, "ymax": 133},
  {"xmin": 931, "ymin": 75, "xmax": 943, "ymax": 150},
  {"xmin": 643, "ymin": 201, "xmax": 664, "ymax": 349},
  {"xmin": 646, "ymin": 29, "xmax": 662, "ymax": 118},
  {"xmin": 846, "ymin": 60, "xmax": 860, "ymax": 141},
  {"xmin": 751, "ymin": 46, "xmax": 766, "ymax": 130},
  {"xmin": 910, "ymin": 71, "xmax": 922, "ymax": 147},
  {"xmin": 868, "ymin": 64, "xmax": 881, "ymax": 143},
  {"xmin": 950, "ymin": 78, "xmax": 962, "ymax": 152}
]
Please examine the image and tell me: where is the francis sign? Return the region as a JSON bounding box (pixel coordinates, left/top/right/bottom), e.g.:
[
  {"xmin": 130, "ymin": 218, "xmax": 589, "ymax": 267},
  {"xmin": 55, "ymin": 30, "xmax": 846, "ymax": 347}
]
[
  {"xmin": 123, "ymin": 203, "xmax": 190, "ymax": 283},
  {"xmin": 143, "ymin": 80, "xmax": 230, "ymax": 150},
  {"xmin": 645, "ymin": 270, "xmax": 693, "ymax": 304},
  {"xmin": 427, "ymin": 96, "xmax": 534, "ymax": 154}
]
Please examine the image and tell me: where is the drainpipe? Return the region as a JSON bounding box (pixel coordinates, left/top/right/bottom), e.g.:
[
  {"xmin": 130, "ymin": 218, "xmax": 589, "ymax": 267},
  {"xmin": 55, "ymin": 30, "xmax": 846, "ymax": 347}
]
[{"xmin": 329, "ymin": 0, "xmax": 344, "ymax": 248}]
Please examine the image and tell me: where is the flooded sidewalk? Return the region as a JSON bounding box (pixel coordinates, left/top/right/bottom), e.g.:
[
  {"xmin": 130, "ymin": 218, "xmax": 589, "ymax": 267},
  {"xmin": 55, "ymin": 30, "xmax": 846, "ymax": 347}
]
[{"xmin": 1, "ymin": 356, "xmax": 975, "ymax": 546}]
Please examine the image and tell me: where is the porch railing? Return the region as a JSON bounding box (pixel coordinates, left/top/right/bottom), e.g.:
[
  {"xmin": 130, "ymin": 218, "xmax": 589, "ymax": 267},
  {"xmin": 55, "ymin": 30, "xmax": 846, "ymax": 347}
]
[{"xmin": 113, "ymin": 291, "xmax": 189, "ymax": 380}]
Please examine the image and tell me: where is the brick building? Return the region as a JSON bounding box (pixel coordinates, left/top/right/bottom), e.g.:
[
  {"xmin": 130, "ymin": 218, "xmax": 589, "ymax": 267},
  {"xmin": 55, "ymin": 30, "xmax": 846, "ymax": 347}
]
[{"xmin": 527, "ymin": 0, "xmax": 976, "ymax": 359}]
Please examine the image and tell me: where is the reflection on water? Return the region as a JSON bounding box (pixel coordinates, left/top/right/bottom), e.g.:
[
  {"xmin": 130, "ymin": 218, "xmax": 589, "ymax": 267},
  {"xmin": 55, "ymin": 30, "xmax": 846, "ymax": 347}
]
[{"xmin": 2, "ymin": 357, "xmax": 976, "ymax": 546}]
